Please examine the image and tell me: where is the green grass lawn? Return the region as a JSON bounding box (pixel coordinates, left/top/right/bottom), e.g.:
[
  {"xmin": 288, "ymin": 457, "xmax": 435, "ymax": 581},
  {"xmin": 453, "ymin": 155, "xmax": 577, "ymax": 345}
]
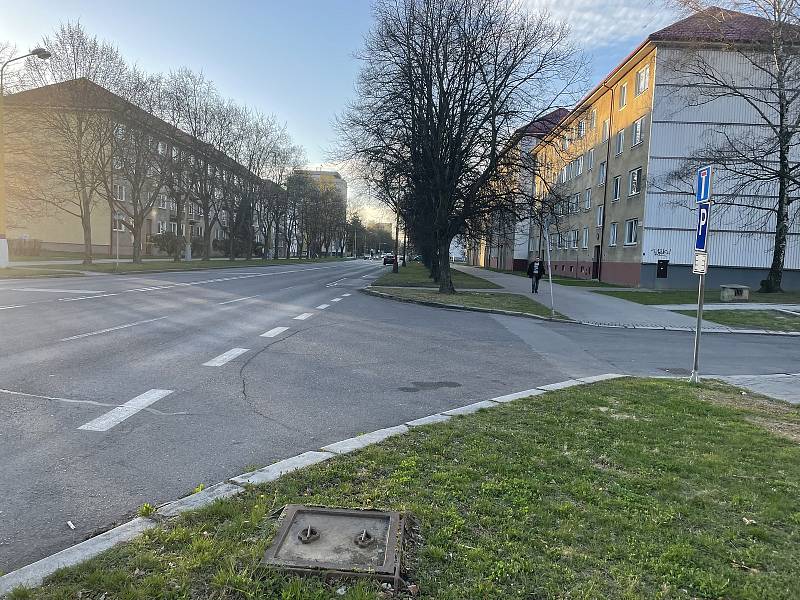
[
  {"xmin": 597, "ymin": 289, "xmax": 800, "ymax": 305},
  {"xmin": 677, "ymin": 309, "xmax": 800, "ymax": 332},
  {"xmin": 33, "ymin": 257, "xmax": 349, "ymax": 274},
  {"xmin": 12, "ymin": 378, "xmax": 800, "ymax": 599},
  {"xmin": 372, "ymin": 262, "xmax": 500, "ymax": 289},
  {"xmin": 0, "ymin": 267, "xmax": 85, "ymax": 279},
  {"xmin": 373, "ymin": 287, "xmax": 560, "ymax": 318}
]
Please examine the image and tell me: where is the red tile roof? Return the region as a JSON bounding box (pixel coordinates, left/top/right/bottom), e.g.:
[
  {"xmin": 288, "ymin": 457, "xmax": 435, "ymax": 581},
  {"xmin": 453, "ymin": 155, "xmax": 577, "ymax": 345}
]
[
  {"xmin": 649, "ymin": 6, "xmax": 778, "ymax": 44},
  {"xmin": 522, "ymin": 108, "xmax": 571, "ymax": 138}
]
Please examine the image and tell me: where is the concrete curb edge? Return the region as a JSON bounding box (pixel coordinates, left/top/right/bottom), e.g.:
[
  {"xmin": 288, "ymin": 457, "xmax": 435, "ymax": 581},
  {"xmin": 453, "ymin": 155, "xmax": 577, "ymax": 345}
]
[{"xmin": 0, "ymin": 374, "xmax": 623, "ymax": 595}]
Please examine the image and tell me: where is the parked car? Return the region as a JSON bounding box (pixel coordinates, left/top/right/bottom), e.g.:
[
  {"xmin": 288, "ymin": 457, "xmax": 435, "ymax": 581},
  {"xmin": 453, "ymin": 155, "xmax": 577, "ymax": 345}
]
[{"xmin": 383, "ymin": 254, "xmax": 397, "ymax": 265}]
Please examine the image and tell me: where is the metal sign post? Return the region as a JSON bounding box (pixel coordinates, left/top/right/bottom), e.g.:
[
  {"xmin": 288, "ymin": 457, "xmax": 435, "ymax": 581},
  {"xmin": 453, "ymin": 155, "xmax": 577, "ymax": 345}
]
[
  {"xmin": 543, "ymin": 217, "xmax": 555, "ymax": 317},
  {"xmin": 690, "ymin": 166, "xmax": 713, "ymax": 384}
]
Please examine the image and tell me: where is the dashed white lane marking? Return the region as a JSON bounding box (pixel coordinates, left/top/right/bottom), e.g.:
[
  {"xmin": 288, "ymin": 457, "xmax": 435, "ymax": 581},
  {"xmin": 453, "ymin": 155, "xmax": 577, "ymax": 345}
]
[
  {"xmin": 203, "ymin": 348, "xmax": 250, "ymax": 367},
  {"xmin": 326, "ymin": 278, "xmax": 347, "ymax": 287},
  {"xmin": 261, "ymin": 326, "xmax": 290, "ymax": 338},
  {"xmin": 60, "ymin": 317, "xmax": 168, "ymax": 341},
  {"xmin": 316, "ymin": 304, "xmax": 330, "ymax": 309},
  {"xmin": 9, "ymin": 288, "xmax": 107, "ymax": 294},
  {"xmin": 0, "ymin": 305, "xmax": 26, "ymax": 311},
  {"xmin": 293, "ymin": 313, "xmax": 314, "ymax": 321},
  {"xmin": 59, "ymin": 293, "xmax": 119, "ymax": 302},
  {"xmin": 78, "ymin": 389, "xmax": 174, "ymax": 432},
  {"xmin": 331, "ymin": 298, "xmax": 342, "ymax": 302},
  {"xmin": 341, "ymin": 293, "xmax": 351, "ymax": 297},
  {"xmin": 218, "ymin": 295, "xmax": 258, "ymax": 305}
]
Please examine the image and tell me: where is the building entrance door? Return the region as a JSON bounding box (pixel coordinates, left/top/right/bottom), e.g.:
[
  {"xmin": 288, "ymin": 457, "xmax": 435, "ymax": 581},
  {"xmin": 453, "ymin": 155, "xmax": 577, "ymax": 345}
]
[{"xmin": 591, "ymin": 245, "xmax": 600, "ymax": 279}]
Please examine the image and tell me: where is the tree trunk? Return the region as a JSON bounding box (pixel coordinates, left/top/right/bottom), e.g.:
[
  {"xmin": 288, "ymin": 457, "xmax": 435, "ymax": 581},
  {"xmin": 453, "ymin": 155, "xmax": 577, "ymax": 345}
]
[
  {"xmin": 132, "ymin": 225, "xmax": 142, "ymax": 264},
  {"xmin": 393, "ymin": 212, "xmax": 400, "ymax": 273},
  {"xmin": 437, "ymin": 235, "xmax": 455, "ymax": 294},
  {"xmin": 81, "ymin": 211, "xmax": 93, "ymax": 265},
  {"xmin": 762, "ymin": 193, "xmax": 788, "ymax": 293},
  {"xmin": 203, "ymin": 213, "xmax": 211, "ymax": 261}
]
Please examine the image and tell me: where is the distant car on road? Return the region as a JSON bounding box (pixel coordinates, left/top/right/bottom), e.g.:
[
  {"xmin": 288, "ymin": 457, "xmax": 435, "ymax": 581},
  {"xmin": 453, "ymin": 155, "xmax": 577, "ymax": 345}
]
[{"xmin": 383, "ymin": 254, "xmax": 397, "ymax": 265}]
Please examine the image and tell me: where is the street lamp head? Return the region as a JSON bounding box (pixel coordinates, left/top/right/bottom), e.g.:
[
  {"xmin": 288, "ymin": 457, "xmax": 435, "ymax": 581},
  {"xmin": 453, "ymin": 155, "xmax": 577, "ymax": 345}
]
[{"xmin": 31, "ymin": 48, "xmax": 51, "ymax": 60}]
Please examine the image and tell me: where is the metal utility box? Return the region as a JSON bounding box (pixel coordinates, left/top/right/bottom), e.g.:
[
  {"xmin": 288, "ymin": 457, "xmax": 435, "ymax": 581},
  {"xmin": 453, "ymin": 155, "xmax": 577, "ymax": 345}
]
[
  {"xmin": 262, "ymin": 505, "xmax": 405, "ymax": 585},
  {"xmin": 657, "ymin": 260, "xmax": 669, "ymax": 279}
]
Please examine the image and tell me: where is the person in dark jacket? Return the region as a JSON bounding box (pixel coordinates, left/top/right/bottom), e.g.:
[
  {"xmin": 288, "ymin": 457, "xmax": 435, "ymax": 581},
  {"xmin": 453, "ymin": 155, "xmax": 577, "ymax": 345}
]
[{"xmin": 526, "ymin": 256, "xmax": 546, "ymax": 293}]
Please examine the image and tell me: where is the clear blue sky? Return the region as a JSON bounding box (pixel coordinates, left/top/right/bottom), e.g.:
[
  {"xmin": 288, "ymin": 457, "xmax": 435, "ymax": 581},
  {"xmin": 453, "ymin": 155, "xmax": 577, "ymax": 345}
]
[{"xmin": 0, "ymin": 0, "xmax": 676, "ymax": 167}]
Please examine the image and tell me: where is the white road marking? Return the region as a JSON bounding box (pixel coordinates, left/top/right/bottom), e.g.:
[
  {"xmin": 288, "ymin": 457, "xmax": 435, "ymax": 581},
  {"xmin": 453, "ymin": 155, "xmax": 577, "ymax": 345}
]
[
  {"xmin": 78, "ymin": 389, "xmax": 174, "ymax": 432},
  {"xmin": 218, "ymin": 295, "xmax": 257, "ymax": 305},
  {"xmin": 331, "ymin": 298, "xmax": 342, "ymax": 302},
  {"xmin": 261, "ymin": 326, "xmax": 290, "ymax": 338},
  {"xmin": 316, "ymin": 304, "xmax": 330, "ymax": 309},
  {"xmin": 326, "ymin": 278, "xmax": 347, "ymax": 287},
  {"xmin": 0, "ymin": 388, "xmax": 116, "ymax": 409},
  {"xmin": 60, "ymin": 317, "xmax": 168, "ymax": 342},
  {"xmin": 9, "ymin": 288, "xmax": 106, "ymax": 294},
  {"xmin": 203, "ymin": 348, "xmax": 250, "ymax": 367},
  {"xmin": 0, "ymin": 305, "xmax": 26, "ymax": 311},
  {"xmin": 341, "ymin": 293, "xmax": 351, "ymax": 297},
  {"xmin": 293, "ymin": 312, "xmax": 313, "ymax": 320},
  {"xmin": 59, "ymin": 293, "xmax": 119, "ymax": 302}
]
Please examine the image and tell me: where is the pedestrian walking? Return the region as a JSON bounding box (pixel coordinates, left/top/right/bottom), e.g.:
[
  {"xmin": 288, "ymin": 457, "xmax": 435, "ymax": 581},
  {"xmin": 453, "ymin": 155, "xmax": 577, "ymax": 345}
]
[{"xmin": 527, "ymin": 256, "xmax": 546, "ymax": 293}]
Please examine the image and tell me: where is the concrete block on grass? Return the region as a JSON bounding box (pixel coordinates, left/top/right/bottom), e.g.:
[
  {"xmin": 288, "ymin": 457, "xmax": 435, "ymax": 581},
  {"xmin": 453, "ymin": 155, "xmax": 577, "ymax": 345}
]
[
  {"xmin": 321, "ymin": 425, "xmax": 409, "ymax": 455},
  {"xmin": 0, "ymin": 517, "xmax": 156, "ymax": 594},
  {"xmin": 406, "ymin": 413, "xmax": 451, "ymax": 427},
  {"xmin": 443, "ymin": 400, "xmax": 498, "ymax": 416},
  {"xmin": 231, "ymin": 451, "xmax": 334, "ymax": 485},
  {"xmin": 157, "ymin": 482, "xmax": 243, "ymax": 518}
]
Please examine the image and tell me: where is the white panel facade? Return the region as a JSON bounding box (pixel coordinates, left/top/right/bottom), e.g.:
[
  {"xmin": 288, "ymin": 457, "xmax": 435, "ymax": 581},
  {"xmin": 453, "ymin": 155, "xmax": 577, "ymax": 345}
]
[{"xmin": 643, "ymin": 45, "xmax": 800, "ymax": 273}]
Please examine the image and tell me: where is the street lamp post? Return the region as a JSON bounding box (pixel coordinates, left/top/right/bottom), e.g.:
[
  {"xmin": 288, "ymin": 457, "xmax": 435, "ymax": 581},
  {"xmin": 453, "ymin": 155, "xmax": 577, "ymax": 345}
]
[{"xmin": 0, "ymin": 47, "xmax": 51, "ymax": 268}]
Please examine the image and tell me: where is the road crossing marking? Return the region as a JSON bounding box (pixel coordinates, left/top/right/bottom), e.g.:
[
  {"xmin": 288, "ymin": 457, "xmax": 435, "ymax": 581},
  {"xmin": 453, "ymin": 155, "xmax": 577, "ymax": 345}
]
[
  {"xmin": 59, "ymin": 293, "xmax": 119, "ymax": 302},
  {"xmin": 293, "ymin": 313, "xmax": 313, "ymax": 320},
  {"xmin": 341, "ymin": 293, "xmax": 351, "ymax": 297},
  {"xmin": 60, "ymin": 317, "xmax": 168, "ymax": 341},
  {"xmin": 261, "ymin": 326, "xmax": 290, "ymax": 338},
  {"xmin": 316, "ymin": 304, "xmax": 330, "ymax": 309},
  {"xmin": 77, "ymin": 389, "xmax": 174, "ymax": 432},
  {"xmin": 203, "ymin": 348, "xmax": 250, "ymax": 367},
  {"xmin": 218, "ymin": 295, "xmax": 258, "ymax": 305}
]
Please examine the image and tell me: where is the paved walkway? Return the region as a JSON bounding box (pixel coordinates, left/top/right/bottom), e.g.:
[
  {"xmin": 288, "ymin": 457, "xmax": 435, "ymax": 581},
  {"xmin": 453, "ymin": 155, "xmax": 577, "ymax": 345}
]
[
  {"xmin": 454, "ymin": 266, "xmax": 734, "ymax": 331},
  {"xmin": 654, "ymin": 302, "xmax": 800, "ymax": 312},
  {"xmin": 718, "ymin": 373, "xmax": 800, "ymax": 404}
]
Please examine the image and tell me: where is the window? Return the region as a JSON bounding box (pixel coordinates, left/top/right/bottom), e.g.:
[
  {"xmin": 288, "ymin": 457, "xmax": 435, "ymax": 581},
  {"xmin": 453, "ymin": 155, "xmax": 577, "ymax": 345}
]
[
  {"xmin": 582, "ymin": 227, "xmax": 589, "ymax": 249},
  {"xmin": 596, "ymin": 205, "xmax": 604, "ymax": 227},
  {"xmin": 609, "ymin": 222, "xmax": 618, "ymax": 246},
  {"xmin": 158, "ymin": 141, "xmax": 167, "ymax": 155},
  {"xmin": 169, "ymin": 222, "xmax": 178, "ymax": 234},
  {"xmin": 170, "ymin": 199, "xmax": 177, "ymax": 211},
  {"xmin": 577, "ymin": 120, "xmax": 586, "ymax": 139},
  {"xmin": 589, "ymin": 109, "xmax": 597, "ymax": 131},
  {"xmin": 587, "ymin": 148, "xmax": 595, "ymax": 171},
  {"xmin": 598, "ymin": 161, "xmax": 607, "ymax": 185},
  {"xmin": 188, "ymin": 203, "xmax": 195, "ymax": 216},
  {"xmin": 632, "ymin": 117, "xmax": 644, "ymax": 147},
  {"xmin": 629, "ymin": 167, "xmax": 643, "ymax": 196},
  {"xmin": 113, "ymin": 155, "xmax": 124, "ymax": 170},
  {"xmin": 625, "ymin": 219, "xmax": 639, "ymax": 245},
  {"xmin": 635, "ymin": 65, "xmax": 650, "ymax": 96},
  {"xmin": 602, "ymin": 119, "xmax": 610, "ymax": 142},
  {"xmin": 576, "ymin": 155, "xmax": 584, "ymax": 176},
  {"xmin": 113, "ymin": 184, "xmax": 126, "ymax": 202},
  {"xmin": 619, "ymin": 83, "xmax": 628, "ymax": 109},
  {"xmin": 549, "ymin": 233, "xmax": 557, "ymax": 251},
  {"xmin": 615, "ymin": 130, "xmax": 625, "ymax": 156},
  {"xmin": 571, "ymin": 229, "xmax": 579, "ymax": 249},
  {"xmin": 562, "ymin": 135, "xmax": 570, "ymax": 151},
  {"xmin": 571, "ymin": 193, "xmax": 581, "ymax": 214},
  {"xmin": 112, "ymin": 214, "xmax": 125, "ymax": 231},
  {"xmin": 612, "ymin": 175, "xmax": 622, "ymax": 201},
  {"xmin": 584, "ymin": 188, "xmax": 592, "ymax": 210},
  {"xmin": 158, "ymin": 194, "xmax": 168, "ymax": 209},
  {"xmin": 557, "ymin": 233, "xmax": 564, "ymax": 249},
  {"xmin": 157, "ymin": 221, "xmax": 167, "ymax": 234}
]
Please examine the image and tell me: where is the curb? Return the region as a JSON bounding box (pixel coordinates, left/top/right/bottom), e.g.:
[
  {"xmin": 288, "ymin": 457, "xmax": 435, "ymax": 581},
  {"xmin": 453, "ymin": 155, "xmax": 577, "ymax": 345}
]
[
  {"xmin": 0, "ymin": 374, "xmax": 625, "ymax": 596},
  {"xmin": 361, "ymin": 288, "xmax": 800, "ymax": 337}
]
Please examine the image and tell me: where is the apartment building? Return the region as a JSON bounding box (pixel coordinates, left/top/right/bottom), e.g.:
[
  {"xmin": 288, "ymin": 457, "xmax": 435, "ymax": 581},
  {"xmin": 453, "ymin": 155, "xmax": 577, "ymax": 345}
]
[
  {"xmin": 533, "ymin": 8, "xmax": 800, "ymax": 289},
  {"xmin": 3, "ymin": 78, "xmax": 256, "ymax": 257}
]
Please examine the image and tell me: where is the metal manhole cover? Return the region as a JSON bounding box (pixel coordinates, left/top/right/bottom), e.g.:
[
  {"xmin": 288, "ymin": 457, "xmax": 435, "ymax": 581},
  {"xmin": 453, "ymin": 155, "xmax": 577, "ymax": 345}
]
[{"xmin": 262, "ymin": 505, "xmax": 405, "ymax": 584}]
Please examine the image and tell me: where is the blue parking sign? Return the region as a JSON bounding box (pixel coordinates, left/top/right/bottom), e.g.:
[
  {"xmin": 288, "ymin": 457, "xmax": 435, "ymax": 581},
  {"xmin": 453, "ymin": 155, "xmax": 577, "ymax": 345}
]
[
  {"xmin": 696, "ymin": 166, "xmax": 713, "ymax": 203},
  {"xmin": 696, "ymin": 202, "xmax": 711, "ymax": 251}
]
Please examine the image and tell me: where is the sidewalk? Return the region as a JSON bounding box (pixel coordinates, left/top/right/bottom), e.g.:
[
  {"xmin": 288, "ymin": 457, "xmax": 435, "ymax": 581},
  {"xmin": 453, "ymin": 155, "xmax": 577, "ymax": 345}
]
[
  {"xmin": 654, "ymin": 302, "xmax": 800, "ymax": 312},
  {"xmin": 718, "ymin": 373, "xmax": 800, "ymax": 404},
  {"xmin": 453, "ymin": 266, "xmax": 728, "ymax": 330}
]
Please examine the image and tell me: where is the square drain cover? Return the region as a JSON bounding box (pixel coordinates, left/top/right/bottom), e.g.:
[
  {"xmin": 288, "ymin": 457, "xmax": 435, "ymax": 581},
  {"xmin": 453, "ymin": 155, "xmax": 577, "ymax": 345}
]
[{"xmin": 262, "ymin": 505, "xmax": 404, "ymax": 582}]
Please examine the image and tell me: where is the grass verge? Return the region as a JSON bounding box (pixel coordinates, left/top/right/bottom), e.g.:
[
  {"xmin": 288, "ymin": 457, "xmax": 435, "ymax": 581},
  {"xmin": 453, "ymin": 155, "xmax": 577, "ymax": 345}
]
[
  {"xmin": 596, "ymin": 289, "xmax": 800, "ymax": 305},
  {"xmin": 33, "ymin": 257, "xmax": 350, "ymax": 275},
  {"xmin": 0, "ymin": 268, "xmax": 85, "ymax": 279},
  {"xmin": 370, "ymin": 287, "xmax": 561, "ymax": 318},
  {"xmin": 11, "ymin": 379, "xmax": 800, "ymax": 599},
  {"xmin": 372, "ymin": 262, "xmax": 500, "ymax": 289},
  {"xmin": 677, "ymin": 309, "xmax": 800, "ymax": 332}
]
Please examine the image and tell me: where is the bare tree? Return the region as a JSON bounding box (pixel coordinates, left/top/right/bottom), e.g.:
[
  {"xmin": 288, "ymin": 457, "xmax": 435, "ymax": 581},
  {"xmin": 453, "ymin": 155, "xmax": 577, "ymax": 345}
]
[
  {"xmin": 338, "ymin": 0, "xmax": 584, "ymax": 292},
  {"xmin": 661, "ymin": 1, "xmax": 800, "ymax": 292}
]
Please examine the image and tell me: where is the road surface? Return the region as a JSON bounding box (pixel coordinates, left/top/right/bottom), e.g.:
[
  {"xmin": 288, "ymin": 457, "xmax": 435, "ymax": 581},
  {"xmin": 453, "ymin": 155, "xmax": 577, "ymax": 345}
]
[{"xmin": 1, "ymin": 260, "xmax": 798, "ymax": 571}]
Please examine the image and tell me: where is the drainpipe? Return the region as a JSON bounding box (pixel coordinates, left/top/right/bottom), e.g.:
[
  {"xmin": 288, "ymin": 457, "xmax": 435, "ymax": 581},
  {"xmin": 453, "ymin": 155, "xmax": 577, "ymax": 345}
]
[{"xmin": 598, "ymin": 82, "xmax": 614, "ymax": 282}]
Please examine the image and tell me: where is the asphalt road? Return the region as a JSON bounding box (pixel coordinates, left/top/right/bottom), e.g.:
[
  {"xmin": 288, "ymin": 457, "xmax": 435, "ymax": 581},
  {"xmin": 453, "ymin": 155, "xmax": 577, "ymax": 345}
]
[{"xmin": 1, "ymin": 260, "xmax": 799, "ymax": 572}]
